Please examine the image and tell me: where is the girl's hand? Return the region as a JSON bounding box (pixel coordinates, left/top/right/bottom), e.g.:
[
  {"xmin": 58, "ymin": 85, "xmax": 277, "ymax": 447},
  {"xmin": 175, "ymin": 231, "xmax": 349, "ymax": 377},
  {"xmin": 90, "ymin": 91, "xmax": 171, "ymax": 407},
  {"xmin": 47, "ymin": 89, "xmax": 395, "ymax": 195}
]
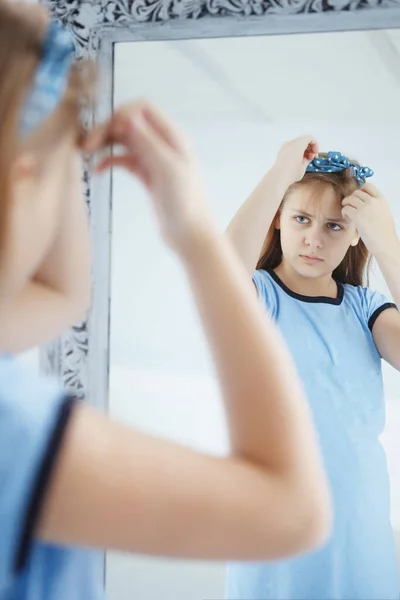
[
  {"xmin": 83, "ymin": 100, "xmax": 214, "ymax": 252},
  {"xmin": 341, "ymin": 183, "xmax": 398, "ymax": 257},
  {"xmin": 272, "ymin": 135, "xmax": 319, "ymax": 186}
]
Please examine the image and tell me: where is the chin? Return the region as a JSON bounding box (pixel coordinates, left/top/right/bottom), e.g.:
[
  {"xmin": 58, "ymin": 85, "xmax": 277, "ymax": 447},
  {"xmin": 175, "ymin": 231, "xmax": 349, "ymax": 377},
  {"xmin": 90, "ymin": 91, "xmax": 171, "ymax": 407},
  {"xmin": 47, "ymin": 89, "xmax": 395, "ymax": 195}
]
[
  {"xmin": 293, "ymin": 259, "xmax": 329, "ymax": 279},
  {"xmin": 297, "ymin": 268, "xmax": 324, "ymax": 279}
]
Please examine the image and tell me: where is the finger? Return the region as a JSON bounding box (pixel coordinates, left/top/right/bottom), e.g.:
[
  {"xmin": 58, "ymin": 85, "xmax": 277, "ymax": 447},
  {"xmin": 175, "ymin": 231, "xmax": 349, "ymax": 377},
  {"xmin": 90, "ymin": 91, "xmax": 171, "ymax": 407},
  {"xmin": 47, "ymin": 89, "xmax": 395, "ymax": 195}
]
[
  {"xmin": 82, "ymin": 125, "xmax": 126, "ymax": 155},
  {"xmin": 140, "ymin": 101, "xmax": 190, "ymax": 155},
  {"xmin": 291, "ymin": 135, "xmax": 317, "ymax": 162},
  {"xmin": 342, "ymin": 195, "xmax": 364, "ymax": 210},
  {"xmin": 126, "ymin": 112, "xmax": 170, "ymax": 170},
  {"xmin": 304, "ymin": 141, "xmax": 319, "ymax": 162},
  {"xmin": 360, "ymin": 182, "xmax": 380, "ymax": 197},
  {"xmin": 95, "ymin": 155, "xmax": 139, "ymax": 173},
  {"xmin": 83, "ymin": 106, "xmax": 177, "ymax": 164},
  {"xmin": 295, "ymin": 134, "xmax": 317, "ymax": 145},
  {"xmin": 352, "ymin": 189, "xmax": 372, "ymax": 203},
  {"xmin": 111, "ymin": 100, "xmax": 188, "ymax": 155},
  {"xmin": 342, "ymin": 205, "xmax": 357, "ymax": 221},
  {"xmin": 284, "ymin": 134, "xmax": 316, "ymax": 149},
  {"xmin": 94, "ymin": 155, "xmax": 149, "ymax": 186},
  {"xmin": 82, "ymin": 121, "xmax": 113, "ymax": 153},
  {"xmin": 82, "ymin": 111, "xmax": 142, "ymax": 154}
]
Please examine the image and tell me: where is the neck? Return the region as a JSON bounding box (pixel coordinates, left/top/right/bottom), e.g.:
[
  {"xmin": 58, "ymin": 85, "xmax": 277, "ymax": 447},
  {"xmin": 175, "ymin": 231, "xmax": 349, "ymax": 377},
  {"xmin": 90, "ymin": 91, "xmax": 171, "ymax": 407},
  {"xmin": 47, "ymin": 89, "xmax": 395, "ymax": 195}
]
[{"xmin": 274, "ymin": 260, "xmax": 337, "ymax": 298}]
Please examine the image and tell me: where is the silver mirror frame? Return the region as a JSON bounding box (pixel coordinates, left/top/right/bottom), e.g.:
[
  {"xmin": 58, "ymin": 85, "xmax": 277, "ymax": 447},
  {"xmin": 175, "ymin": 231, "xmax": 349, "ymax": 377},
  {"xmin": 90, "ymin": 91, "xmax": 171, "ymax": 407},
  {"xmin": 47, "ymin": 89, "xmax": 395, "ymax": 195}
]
[{"xmin": 38, "ymin": 0, "xmax": 400, "ymax": 583}]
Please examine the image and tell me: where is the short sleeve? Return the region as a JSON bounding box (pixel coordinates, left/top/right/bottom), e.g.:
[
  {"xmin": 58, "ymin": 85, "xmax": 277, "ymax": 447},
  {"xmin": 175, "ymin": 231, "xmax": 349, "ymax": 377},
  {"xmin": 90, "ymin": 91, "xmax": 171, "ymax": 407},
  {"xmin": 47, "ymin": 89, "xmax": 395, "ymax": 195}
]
[
  {"xmin": 359, "ymin": 287, "xmax": 398, "ymax": 332},
  {"xmin": 252, "ymin": 269, "xmax": 278, "ymax": 318},
  {"xmin": 0, "ymin": 356, "xmax": 77, "ymax": 589}
]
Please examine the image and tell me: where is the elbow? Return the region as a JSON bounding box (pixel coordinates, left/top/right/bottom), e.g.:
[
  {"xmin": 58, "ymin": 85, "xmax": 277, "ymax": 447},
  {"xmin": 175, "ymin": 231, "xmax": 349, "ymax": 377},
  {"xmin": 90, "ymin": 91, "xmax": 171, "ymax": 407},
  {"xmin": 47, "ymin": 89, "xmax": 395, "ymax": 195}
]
[
  {"xmin": 281, "ymin": 485, "xmax": 333, "ymax": 557},
  {"xmin": 70, "ymin": 290, "xmax": 92, "ymax": 325},
  {"xmin": 258, "ymin": 481, "xmax": 333, "ymax": 561},
  {"xmin": 73, "ymin": 279, "xmax": 92, "ymax": 319},
  {"xmin": 73, "ymin": 303, "xmax": 91, "ymax": 325},
  {"xmin": 296, "ymin": 492, "xmax": 332, "ymax": 552}
]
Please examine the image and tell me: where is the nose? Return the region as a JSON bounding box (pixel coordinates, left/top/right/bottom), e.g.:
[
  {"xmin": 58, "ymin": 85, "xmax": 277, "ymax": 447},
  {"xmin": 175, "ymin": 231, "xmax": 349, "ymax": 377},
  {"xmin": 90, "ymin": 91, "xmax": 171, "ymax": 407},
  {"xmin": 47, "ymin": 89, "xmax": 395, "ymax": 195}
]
[{"xmin": 304, "ymin": 226, "xmax": 323, "ymax": 251}]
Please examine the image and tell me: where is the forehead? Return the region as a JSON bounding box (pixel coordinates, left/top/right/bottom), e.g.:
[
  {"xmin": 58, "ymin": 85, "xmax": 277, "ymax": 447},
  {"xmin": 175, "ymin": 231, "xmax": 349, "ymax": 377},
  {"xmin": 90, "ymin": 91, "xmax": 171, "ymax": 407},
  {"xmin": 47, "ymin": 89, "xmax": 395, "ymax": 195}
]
[{"xmin": 284, "ymin": 183, "xmax": 343, "ymax": 218}]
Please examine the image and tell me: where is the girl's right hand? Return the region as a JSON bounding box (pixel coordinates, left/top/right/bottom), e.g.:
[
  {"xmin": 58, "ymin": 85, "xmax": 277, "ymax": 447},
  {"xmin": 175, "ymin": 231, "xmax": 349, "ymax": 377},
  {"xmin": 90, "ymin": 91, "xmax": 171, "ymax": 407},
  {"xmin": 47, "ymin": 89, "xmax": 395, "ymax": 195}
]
[
  {"xmin": 273, "ymin": 135, "xmax": 319, "ymax": 185},
  {"xmin": 83, "ymin": 100, "xmax": 215, "ymax": 253}
]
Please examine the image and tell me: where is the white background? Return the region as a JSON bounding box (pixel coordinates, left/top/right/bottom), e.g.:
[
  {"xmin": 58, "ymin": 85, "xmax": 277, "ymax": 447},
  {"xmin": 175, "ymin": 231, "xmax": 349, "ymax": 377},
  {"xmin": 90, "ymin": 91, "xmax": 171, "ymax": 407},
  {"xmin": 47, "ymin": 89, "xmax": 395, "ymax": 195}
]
[{"xmin": 84, "ymin": 29, "xmax": 400, "ymax": 600}]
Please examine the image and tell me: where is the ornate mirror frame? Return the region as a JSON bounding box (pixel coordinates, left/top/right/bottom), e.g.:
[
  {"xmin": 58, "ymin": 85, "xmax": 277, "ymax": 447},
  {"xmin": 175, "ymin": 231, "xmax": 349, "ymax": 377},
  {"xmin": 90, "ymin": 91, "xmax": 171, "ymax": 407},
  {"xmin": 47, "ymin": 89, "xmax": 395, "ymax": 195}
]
[{"xmin": 37, "ymin": 0, "xmax": 400, "ymax": 586}]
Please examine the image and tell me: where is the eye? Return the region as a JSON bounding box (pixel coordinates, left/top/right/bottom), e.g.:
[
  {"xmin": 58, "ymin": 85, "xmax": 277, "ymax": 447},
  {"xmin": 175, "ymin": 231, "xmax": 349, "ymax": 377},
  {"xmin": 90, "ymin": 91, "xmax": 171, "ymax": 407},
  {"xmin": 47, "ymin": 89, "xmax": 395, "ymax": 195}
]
[
  {"xmin": 295, "ymin": 216, "xmax": 309, "ymax": 224},
  {"xmin": 327, "ymin": 222, "xmax": 342, "ymax": 232}
]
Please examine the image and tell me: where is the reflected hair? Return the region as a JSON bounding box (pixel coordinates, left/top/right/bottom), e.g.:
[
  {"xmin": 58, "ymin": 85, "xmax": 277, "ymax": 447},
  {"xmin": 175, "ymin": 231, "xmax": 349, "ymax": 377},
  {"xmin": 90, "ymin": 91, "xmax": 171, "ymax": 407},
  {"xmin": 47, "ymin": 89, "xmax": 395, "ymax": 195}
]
[{"xmin": 256, "ymin": 153, "xmax": 372, "ymax": 287}]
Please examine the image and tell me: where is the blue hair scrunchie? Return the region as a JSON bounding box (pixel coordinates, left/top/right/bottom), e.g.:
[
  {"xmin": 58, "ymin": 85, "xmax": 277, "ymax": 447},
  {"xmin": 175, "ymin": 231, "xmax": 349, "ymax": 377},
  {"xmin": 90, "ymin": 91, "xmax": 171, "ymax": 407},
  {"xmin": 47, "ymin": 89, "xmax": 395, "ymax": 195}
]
[
  {"xmin": 20, "ymin": 20, "xmax": 75, "ymax": 137},
  {"xmin": 306, "ymin": 152, "xmax": 374, "ymax": 186}
]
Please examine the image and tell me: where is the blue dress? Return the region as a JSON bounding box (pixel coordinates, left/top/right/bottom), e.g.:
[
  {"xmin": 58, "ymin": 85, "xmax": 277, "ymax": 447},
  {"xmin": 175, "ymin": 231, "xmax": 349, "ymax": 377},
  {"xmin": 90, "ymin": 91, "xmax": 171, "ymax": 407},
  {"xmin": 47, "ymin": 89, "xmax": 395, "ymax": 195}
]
[
  {"xmin": 226, "ymin": 269, "xmax": 400, "ymax": 600},
  {"xmin": 0, "ymin": 355, "xmax": 105, "ymax": 600}
]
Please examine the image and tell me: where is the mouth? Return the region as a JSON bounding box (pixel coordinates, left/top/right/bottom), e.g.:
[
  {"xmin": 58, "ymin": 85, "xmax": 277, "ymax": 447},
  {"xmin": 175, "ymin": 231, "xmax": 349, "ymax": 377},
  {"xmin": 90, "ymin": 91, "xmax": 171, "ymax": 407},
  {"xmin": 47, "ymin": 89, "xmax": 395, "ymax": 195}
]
[{"xmin": 300, "ymin": 255, "xmax": 323, "ymax": 263}]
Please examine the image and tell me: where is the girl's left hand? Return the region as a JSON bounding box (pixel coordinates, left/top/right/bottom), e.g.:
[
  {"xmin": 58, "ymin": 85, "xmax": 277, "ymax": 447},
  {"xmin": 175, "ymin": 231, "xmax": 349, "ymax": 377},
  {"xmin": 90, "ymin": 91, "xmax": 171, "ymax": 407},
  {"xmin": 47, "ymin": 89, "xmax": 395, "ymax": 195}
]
[{"xmin": 341, "ymin": 183, "xmax": 398, "ymax": 256}]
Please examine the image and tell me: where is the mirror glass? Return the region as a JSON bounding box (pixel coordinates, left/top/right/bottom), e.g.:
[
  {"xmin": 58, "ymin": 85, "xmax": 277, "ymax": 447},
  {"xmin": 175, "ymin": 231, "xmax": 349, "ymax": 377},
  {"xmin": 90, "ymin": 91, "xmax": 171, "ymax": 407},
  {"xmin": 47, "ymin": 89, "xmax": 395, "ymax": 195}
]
[{"xmin": 107, "ymin": 29, "xmax": 400, "ymax": 600}]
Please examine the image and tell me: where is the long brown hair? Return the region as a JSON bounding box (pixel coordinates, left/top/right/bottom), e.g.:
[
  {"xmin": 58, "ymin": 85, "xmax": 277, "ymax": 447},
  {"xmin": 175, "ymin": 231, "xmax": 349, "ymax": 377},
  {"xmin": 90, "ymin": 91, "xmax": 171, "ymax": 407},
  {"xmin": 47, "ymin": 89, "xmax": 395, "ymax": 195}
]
[
  {"xmin": 0, "ymin": 1, "xmax": 95, "ymax": 263},
  {"xmin": 256, "ymin": 154, "xmax": 372, "ymax": 287}
]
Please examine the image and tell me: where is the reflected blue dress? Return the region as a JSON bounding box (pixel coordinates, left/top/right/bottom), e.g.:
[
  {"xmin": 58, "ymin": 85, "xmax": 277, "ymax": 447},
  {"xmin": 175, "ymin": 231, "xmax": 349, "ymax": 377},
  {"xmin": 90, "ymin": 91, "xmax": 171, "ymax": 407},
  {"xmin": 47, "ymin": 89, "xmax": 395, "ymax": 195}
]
[{"xmin": 226, "ymin": 269, "xmax": 400, "ymax": 600}]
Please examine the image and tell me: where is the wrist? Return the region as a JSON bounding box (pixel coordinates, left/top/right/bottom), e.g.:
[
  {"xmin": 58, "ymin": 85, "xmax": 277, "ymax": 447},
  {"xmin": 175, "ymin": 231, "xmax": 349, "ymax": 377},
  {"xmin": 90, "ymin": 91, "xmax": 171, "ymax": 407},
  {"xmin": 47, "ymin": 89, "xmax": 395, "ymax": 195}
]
[
  {"xmin": 172, "ymin": 217, "xmax": 221, "ymax": 262},
  {"xmin": 267, "ymin": 164, "xmax": 294, "ymax": 193},
  {"xmin": 371, "ymin": 233, "xmax": 400, "ymax": 262}
]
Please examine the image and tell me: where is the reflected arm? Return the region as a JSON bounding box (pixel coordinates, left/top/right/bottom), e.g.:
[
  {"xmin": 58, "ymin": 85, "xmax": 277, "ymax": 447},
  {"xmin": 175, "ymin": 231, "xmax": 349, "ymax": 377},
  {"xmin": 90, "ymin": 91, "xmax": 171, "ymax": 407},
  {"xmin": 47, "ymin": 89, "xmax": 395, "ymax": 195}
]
[
  {"xmin": 371, "ymin": 238, "xmax": 400, "ymax": 371},
  {"xmin": 225, "ymin": 166, "xmax": 290, "ymax": 277}
]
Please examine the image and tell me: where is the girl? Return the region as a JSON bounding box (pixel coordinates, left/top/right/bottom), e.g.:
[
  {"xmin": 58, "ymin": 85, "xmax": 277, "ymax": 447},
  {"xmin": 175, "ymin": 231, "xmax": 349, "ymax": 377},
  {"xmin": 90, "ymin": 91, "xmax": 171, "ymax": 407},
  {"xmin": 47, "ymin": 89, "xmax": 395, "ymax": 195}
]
[
  {"xmin": 225, "ymin": 137, "xmax": 400, "ymax": 599},
  {"xmin": 0, "ymin": 4, "xmax": 331, "ymax": 600}
]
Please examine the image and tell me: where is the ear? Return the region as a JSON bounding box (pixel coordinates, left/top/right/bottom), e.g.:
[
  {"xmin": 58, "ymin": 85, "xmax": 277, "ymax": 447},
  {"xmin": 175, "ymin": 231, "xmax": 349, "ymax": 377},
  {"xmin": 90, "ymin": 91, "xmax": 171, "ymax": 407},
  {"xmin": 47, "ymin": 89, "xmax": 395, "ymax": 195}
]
[{"xmin": 350, "ymin": 231, "xmax": 360, "ymax": 247}]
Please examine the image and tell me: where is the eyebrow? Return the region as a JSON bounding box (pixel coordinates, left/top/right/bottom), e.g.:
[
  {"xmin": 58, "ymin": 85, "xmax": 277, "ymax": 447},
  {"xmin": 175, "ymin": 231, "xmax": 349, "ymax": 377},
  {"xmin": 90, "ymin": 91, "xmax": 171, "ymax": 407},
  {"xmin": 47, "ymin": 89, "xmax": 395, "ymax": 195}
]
[{"xmin": 290, "ymin": 208, "xmax": 347, "ymax": 224}]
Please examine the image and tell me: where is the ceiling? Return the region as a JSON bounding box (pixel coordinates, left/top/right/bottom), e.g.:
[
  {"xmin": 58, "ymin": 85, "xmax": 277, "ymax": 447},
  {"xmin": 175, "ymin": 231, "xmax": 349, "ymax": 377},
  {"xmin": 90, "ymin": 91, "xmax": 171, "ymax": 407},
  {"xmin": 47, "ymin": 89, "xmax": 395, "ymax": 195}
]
[{"xmin": 114, "ymin": 28, "xmax": 400, "ymax": 124}]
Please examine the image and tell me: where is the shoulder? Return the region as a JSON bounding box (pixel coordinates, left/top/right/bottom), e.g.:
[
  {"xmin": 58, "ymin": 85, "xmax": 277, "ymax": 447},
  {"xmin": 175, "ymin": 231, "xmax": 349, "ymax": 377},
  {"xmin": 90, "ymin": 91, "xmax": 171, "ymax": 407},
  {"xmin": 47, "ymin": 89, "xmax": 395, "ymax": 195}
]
[
  {"xmin": 252, "ymin": 269, "xmax": 279, "ymax": 316},
  {"xmin": 0, "ymin": 355, "xmax": 76, "ymax": 584},
  {"xmin": 0, "ymin": 355, "xmax": 66, "ymax": 428},
  {"xmin": 342, "ymin": 284, "xmax": 397, "ymax": 330},
  {"xmin": 252, "ymin": 268, "xmax": 274, "ymax": 291}
]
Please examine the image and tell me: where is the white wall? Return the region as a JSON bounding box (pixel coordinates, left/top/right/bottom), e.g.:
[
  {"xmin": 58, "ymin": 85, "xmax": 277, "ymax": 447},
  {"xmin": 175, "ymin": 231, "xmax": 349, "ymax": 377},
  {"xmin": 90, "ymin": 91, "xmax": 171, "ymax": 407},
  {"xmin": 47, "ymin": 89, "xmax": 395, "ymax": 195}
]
[{"xmin": 106, "ymin": 119, "xmax": 400, "ymax": 600}]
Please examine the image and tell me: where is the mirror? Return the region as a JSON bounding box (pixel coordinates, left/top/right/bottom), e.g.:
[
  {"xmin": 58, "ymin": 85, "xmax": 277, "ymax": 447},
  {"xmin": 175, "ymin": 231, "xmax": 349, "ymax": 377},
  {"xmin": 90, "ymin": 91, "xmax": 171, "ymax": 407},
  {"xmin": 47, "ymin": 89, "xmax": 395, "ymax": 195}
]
[{"xmin": 107, "ymin": 29, "xmax": 400, "ymax": 600}]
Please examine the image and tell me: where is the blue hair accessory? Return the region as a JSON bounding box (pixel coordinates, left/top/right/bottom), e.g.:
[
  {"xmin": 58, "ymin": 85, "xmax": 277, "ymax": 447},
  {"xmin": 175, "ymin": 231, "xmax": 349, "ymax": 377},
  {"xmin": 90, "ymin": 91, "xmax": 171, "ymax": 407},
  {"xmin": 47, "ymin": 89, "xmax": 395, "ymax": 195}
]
[
  {"xmin": 20, "ymin": 20, "xmax": 75, "ymax": 137},
  {"xmin": 306, "ymin": 152, "xmax": 374, "ymax": 186}
]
